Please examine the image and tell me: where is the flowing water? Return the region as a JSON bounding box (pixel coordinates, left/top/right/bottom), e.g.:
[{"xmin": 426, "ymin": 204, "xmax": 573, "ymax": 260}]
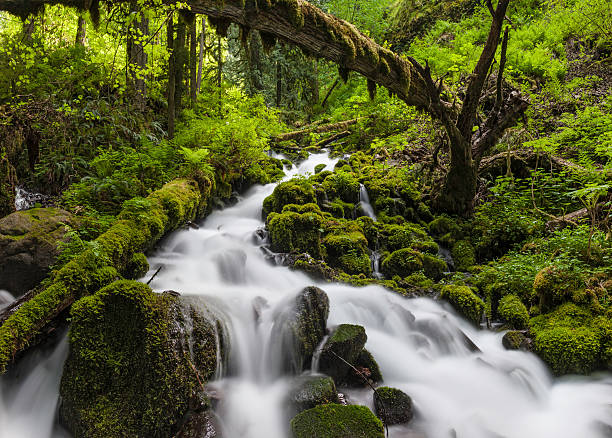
[
  {"xmin": 358, "ymin": 183, "xmax": 377, "ymax": 221},
  {"xmin": 2, "ymin": 150, "xmax": 612, "ymax": 437}
]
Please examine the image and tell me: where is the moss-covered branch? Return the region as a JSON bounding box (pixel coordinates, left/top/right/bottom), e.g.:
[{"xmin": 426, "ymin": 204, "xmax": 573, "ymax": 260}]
[{"xmin": 0, "ymin": 178, "xmax": 206, "ymax": 373}]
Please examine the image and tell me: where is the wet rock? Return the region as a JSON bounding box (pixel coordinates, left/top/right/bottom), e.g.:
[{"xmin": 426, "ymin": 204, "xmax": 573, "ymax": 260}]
[
  {"xmin": 60, "ymin": 280, "xmax": 227, "ymax": 438},
  {"xmin": 287, "ymin": 375, "xmax": 340, "ymax": 415},
  {"xmin": 502, "ymin": 330, "xmax": 532, "ymax": 351},
  {"xmin": 318, "ymin": 324, "xmax": 367, "ymax": 384},
  {"xmin": 0, "ymin": 208, "xmax": 73, "ymax": 295},
  {"xmin": 343, "ymin": 349, "xmax": 384, "ymax": 387},
  {"xmin": 290, "ymin": 403, "xmax": 384, "ymax": 438},
  {"xmin": 176, "ymin": 410, "xmax": 221, "ymax": 438},
  {"xmin": 277, "ymin": 286, "xmax": 330, "ymax": 373},
  {"xmin": 374, "ymin": 386, "xmax": 414, "ymax": 425}
]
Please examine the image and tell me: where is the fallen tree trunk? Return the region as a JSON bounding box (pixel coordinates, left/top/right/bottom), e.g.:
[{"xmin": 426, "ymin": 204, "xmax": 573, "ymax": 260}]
[
  {"xmin": 0, "ymin": 178, "xmax": 212, "ymax": 373},
  {"xmin": 275, "ymin": 118, "xmax": 362, "ymax": 143},
  {"xmin": 478, "ymin": 149, "xmax": 595, "ymax": 176},
  {"xmin": 313, "ymin": 130, "xmax": 351, "ymax": 148},
  {"xmin": 546, "ymin": 202, "xmax": 610, "ymax": 228}
]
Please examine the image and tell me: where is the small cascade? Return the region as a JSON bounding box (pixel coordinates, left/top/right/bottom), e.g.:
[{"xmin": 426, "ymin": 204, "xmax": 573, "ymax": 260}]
[
  {"xmin": 358, "ymin": 183, "xmax": 377, "ymax": 220},
  {"xmin": 14, "ymin": 186, "xmax": 50, "ymax": 211},
  {"xmin": 370, "ymin": 251, "xmax": 383, "ymax": 279},
  {"xmin": 437, "ymin": 245, "xmax": 455, "ymax": 271},
  {"xmin": 0, "ymin": 289, "xmax": 14, "ymax": 311}
]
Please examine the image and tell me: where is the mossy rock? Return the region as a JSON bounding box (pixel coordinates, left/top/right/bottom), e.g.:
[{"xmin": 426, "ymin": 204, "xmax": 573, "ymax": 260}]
[
  {"xmin": 373, "ymin": 386, "xmax": 413, "ymax": 425},
  {"xmin": 321, "ymin": 172, "xmax": 360, "ymax": 204},
  {"xmin": 386, "ymin": 223, "xmax": 429, "ymax": 252},
  {"xmin": 428, "ymin": 216, "xmax": 462, "ymax": 247},
  {"xmin": 123, "ymin": 252, "xmax": 149, "ymax": 280},
  {"xmin": 263, "ymin": 179, "xmax": 316, "ymax": 218},
  {"xmin": 287, "ymin": 375, "xmax": 340, "ymax": 415},
  {"xmin": 534, "ymin": 266, "xmax": 583, "ymax": 312},
  {"xmin": 451, "ymin": 240, "xmax": 475, "ymax": 271},
  {"xmin": 314, "ymin": 164, "xmax": 326, "ymax": 174},
  {"xmin": 290, "ymin": 404, "xmax": 384, "ymax": 438},
  {"xmin": 344, "ymin": 349, "xmax": 383, "ymax": 386},
  {"xmin": 0, "ymin": 207, "xmax": 73, "ymax": 295},
  {"xmin": 277, "ymin": 286, "xmax": 330, "ymax": 373},
  {"xmin": 319, "ymin": 324, "xmax": 367, "ymax": 384},
  {"xmin": 60, "ymin": 280, "xmax": 227, "ymax": 438},
  {"xmin": 374, "ymin": 197, "xmax": 406, "ymax": 217},
  {"xmin": 502, "ymin": 330, "xmax": 531, "ymax": 351},
  {"xmin": 534, "ymin": 326, "xmax": 600, "ymax": 375},
  {"xmin": 498, "ymin": 294, "xmax": 529, "ymax": 329},
  {"xmin": 439, "ymin": 285, "xmax": 484, "ymax": 326},
  {"xmin": 323, "ymin": 232, "xmax": 371, "ymax": 276},
  {"xmin": 381, "ymin": 248, "xmax": 423, "ymax": 278},
  {"xmin": 422, "ymin": 254, "xmax": 447, "ymax": 281},
  {"xmin": 267, "ymin": 210, "xmax": 323, "ymax": 258}
]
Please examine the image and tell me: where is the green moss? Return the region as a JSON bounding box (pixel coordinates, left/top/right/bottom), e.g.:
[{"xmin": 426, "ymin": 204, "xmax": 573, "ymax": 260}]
[
  {"xmin": 123, "ymin": 252, "xmax": 149, "ymax": 280},
  {"xmin": 381, "ymin": 248, "xmax": 423, "ymax": 278},
  {"xmin": 498, "ymin": 295, "xmax": 529, "ymax": 329},
  {"xmin": 314, "ymin": 163, "xmax": 326, "ymax": 174},
  {"xmin": 373, "ymin": 386, "xmax": 413, "ymax": 425},
  {"xmin": 290, "ymin": 404, "xmax": 384, "ymax": 438},
  {"xmin": 268, "ymin": 210, "xmax": 323, "ymax": 257},
  {"xmin": 288, "ymin": 376, "xmax": 339, "ymax": 415},
  {"xmin": 386, "ymin": 223, "xmax": 428, "ymax": 251},
  {"xmin": 422, "ymin": 254, "xmax": 447, "ymax": 281},
  {"xmin": 534, "ymin": 327, "xmax": 599, "ymax": 375},
  {"xmin": 0, "ymin": 178, "xmax": 205, "ymax": 373},
  {"xmin": 439, "ymin": 285, "xmax": 484, "ymax": 326},
  {"xmin": 60, "ymin": 280, "xmax": 223, "ymax": 437},
  {"xmin": 451, "ymin": 240, "xmax": 475, "ymax": 271},
  {"xmin": 534, "ymin": 266, "xmax": 584, "ymax": 312},
  {"xmin": 429, "ymin": 216, "xmax": 462, "ymax": 247},
  {"xmin": 321, "ymin": 172, "xmax": 360, "ymax": 204},
  {"xmin": 323, "ymin": 231, "xmax": 371, "ymax": 276},
  {"xmin": 262, "ymin": 179, "xmax": 316, "ymax": 218}
]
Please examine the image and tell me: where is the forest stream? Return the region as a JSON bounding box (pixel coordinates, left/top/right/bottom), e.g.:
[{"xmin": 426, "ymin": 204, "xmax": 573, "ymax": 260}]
[{"xmin": 1, "ymin": 151, "xmax": 612, "ymax": 438}]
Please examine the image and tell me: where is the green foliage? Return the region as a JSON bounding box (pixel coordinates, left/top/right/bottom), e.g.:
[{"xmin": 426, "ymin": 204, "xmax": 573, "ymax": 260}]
[
  {"xmin": 323, "ymin": 231, "xmax": 372, "ymax": 276},
  {"xmin": 381, "ymin": 248, "xmax": 423, "ymax": 278},
  {"xmin": 290, "ymin": 404, "xmax": 384, "ymax": 438}
]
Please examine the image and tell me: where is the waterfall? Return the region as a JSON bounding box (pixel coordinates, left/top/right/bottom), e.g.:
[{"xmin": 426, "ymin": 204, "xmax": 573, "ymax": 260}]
[
  {"xmin": 1, "ymin": 150, "xmax": 612, "ymax": 438},
  {"xmin": 358, "ymin": 183, "xmax": 377, "ymax": 221}
]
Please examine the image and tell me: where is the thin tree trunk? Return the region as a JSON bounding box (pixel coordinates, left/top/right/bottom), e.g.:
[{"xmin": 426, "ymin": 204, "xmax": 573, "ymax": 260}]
[
  {"xmin": 22, "ymin": 16, "xmax": 35, "ymax": 44},
  {"xmin": 167, "ymin": 13, "xmax": 176, "ymax": 139},
  {"xmin": 276, "ymin": 59, "xmax": 282, "ymax": 107},
  {"xmin": 189, "ymin": 13, "xmax": 197, "ymax": 105},
  {"xmin": 75, "ymin": 15, "xmax": 86, "ymax": 46},
  {"xmin": 321, "ymin": 78, "xmax": 339, "ymax": 107},
  {"xmin": 174, "ymin": 13, "xmax": 187, "ymax": 116},
  {"xmin": 127, "ymin": 4, "xmax": 149, "ymax": 111},
  {"xmin": 217, "ymin": 35, "xmax": 222, "ymax": 111},
  {"xmin": 196, "ymin": 17, "xmax": 205, "ymax": 93}
]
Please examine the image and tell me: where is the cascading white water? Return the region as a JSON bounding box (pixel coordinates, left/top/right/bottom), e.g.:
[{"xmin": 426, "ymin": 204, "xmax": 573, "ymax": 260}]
[
  {"xmin": 358, "ymin": 183, "xmax": 377, "ymax": 221},
  {"xmin": 1, "ymin": 150, "xmax": 611, "ymax": 438},
  {"xmin": 146, "ymin": 151, "xmax": 612, "ymax": 438},
  {"xmin": 0, "ymin": 290, "xmax": 13, "ymax": 311},
  {"xmin": 14, "ymin": 187, "xmax": 29, "ymax": 211}
]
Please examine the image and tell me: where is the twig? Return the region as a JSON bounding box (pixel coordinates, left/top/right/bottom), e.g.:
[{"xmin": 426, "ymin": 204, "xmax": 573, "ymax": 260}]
[
  {"xmin": 146, "ymin": 266, "xmax": 163, "ymax": 285},
  {"xmin": 328, "ymin": 350, "xmax": 389, "ymax": 438}
]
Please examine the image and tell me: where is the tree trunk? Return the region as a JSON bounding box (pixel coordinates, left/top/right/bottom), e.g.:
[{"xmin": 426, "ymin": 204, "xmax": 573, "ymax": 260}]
[
  {"xmin": 167, "ymin": 13, "xmax": 176, "ymax": 139},
  {"xmin": 75, "ymin": 15, "xmax": 86, "ymax": 46},
  {"xmin": 22, "ymin": 16, "xmax": 35, "ymax": 44},
  {"xmin": 196, "ymin": 17, "xmax": 205, "ymax": 93},
  {"xmin": 276, "ymin": 59, "xmax": 282, "ymax": 107},
  {"xmin": 189, "ymin": 13, "xmax": 197, "ymax": 105},
  {"xmin": 174, "ymin": 12, "xmax": 187, "ymax": 115},
  {"xmin": 127, "ymin": 4, "xmax": 149, "ymax": 111}
]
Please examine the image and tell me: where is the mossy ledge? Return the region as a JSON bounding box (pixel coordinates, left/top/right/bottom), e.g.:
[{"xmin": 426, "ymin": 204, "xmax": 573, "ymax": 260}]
[{"xmin": 0, "ymin": 178, "xmax": 206, "ymax": 373}]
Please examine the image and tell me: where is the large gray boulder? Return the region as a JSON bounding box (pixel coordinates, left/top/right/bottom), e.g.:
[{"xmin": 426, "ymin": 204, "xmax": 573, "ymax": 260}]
[{"xmin": 0, "ymin": 208, "xmax": 72, "ymax": 295}]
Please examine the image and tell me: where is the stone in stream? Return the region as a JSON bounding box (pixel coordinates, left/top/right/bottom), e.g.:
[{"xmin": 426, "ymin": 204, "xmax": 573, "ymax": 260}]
[
  {"xmin": 343, "ymin": 348, "xmax": 384, "ymax": 386},
  {"xmin": 0, "ymin": 208, "xmax": 73, "ymax": 295},
  {"xmin": 287, "ymin": 375, "xmax": 340, "ymax": 416},
  {"xmin": 290, "ymin": 403, "xmax": 384, "ymax": 438},
  {"xmin": 60, "ymin": 280, "xmax": 228, "ymax": 438},
  {"xmin": 318, "ymin": 323, "xmax": 367, "ymax": 384},
  {"xmin": 276, "ymin": 286, "xmax": 330, "ymax": 373},
  {"xmin": 373, "ymin": 386, "xmax": 414, "ymax": 425}
]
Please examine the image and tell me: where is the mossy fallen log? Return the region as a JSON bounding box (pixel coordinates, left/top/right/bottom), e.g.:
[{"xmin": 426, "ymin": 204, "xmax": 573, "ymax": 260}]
[{"xmin": 0, "ymin": 178, "xmax": 207, "ymax": 373}]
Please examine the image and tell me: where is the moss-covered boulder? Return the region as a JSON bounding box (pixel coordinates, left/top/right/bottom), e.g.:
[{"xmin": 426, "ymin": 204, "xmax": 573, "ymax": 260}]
[
  {"xmin": 386, "ymin": 223, "xmax": 429, "ymax": 252},
  {"xmin": 381, "ymin": 248, "xmax": 423, "ymax": 278},
  {"xmin": 60, "ymin": 280, "xmax": 227, "ymax": 438},
  {"xmin": 323, "ymin": 231, "xmax": 371, "ymax": 276},
  {"xmin": 0, "ymin": 208, "xmax": 73, "ymax": 295},
  {"xmin": 422, "ymin": 254, "xmax": 447, "ymax": 281},
  {"xmin": 277, "ymin": 286, "xmax": 330, "ymax": 373},
  {"xmin": 287, "ymin": 375, "xmax": 340, "ymax": 415},
  {"xmin": 428, "ymin": 215, "xmax": 462, "ymax": 247},
  {"xmin": 318, "ymin": 324, "xmax": 367, "ymax": 383},
  {"xmin": 451, "ymin": 240, "xmax": 475, "ymax": 271},
  {"xmin": 263, "ymin": 179, "xmax": 316, "ymax": 218},
  {"xmin": 534, "ymin": 266, "xmax": 582, "ymax": 312},
  {"xmin": 290, "ymin": 404, "xmax": 384, "ymax": 438},
  {"xmin": 502, "ymin": 330, "xmax": 531, "ymax": 351},
  {"xmin": 322, "ymin": 172, "xmax": 360, "ymax": 203},
  {"xmin": 498, "ymin": 294, "xmax": 529, "ymax": 329},
  {"xmin": 373, "ymin": 386, "xmax": 413, "ymax": 425},
  {"xmin": 344, "ymin": 349, "xmax": 383, "ymax": 386},
  {"xmin": 267, "ymin": 208, "xmax": 323, "ymax": 258},
  {"xmin": 439, "ymin": 285, "xmax": 484, "ymax": 326}
]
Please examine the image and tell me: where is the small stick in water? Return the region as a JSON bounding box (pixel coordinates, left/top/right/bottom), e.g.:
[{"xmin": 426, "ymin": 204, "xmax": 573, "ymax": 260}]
[{"xmin": 146, "ymin": 266, "xmax": 163, "ymax": 285}]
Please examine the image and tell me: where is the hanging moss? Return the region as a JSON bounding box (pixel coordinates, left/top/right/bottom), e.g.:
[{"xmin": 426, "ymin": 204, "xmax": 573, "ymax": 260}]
[
  {"xmin": 260, "ymin": 30, "xmax": 277, "ymax": 52},
  {"xmin": 208, "ymin": 16, "xmax": 232, "ymax": 37}
]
